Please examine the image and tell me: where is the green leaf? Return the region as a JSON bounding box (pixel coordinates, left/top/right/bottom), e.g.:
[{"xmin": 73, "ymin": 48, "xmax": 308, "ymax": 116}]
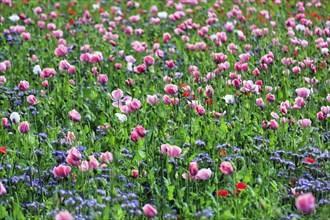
[
  {"xmin": 220, "ymin": 119, "xmax": 228, "ymax": 134},
  {"xmin": 167, "ymin": 185, "xmax": 175, "ymax": 201},
  {"xmin": 222, "ymin": 210, "xmax": 236, "ymax": 219},
  {"xmin": 138, "ymin": 150, "xmax": 146, "ymax": 158},
  {"xmin": 0, "ymin": 205, "xmax": 8, "ymax": 219},
  {"xmin": 13, "ymin": 203, "xmax": 25, "ymax": 220}
]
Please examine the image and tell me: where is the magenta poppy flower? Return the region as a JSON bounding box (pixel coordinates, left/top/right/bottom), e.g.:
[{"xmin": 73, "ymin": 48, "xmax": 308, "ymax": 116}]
[{"xmin": 18, "ymin": 121, "xmax": 30, "ymax": 133}]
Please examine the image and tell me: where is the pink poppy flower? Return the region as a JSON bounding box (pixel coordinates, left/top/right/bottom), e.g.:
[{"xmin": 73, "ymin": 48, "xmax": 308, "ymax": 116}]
[
  {"xmin": 293, "ymin": 97, "xmax": 305, "ymax": 109},
  {"xmin": 133, "ymin": 64, "xmax": 147, "ymax": 74},
  {"xmin": 67, "ymin": 66, "xmax": 76, "ymax": 74},
  {"xmin": 160, "ymin": 144, "xmax": 182, "ymax": 157},
  {"xmin": 297, "ymin": 119, "xmax": 311, "ymax": 128},
  {"xmin": 189, "ymin": 162, "xmax": 198, "ymax": 176},
  {"xmin": 66, "ymin": 147, "xmax": 81, "ymax": 166},
  {"xmin": 53, "ymin": 165, "xmax": 71, "ymax": 178},
  {"xmin": 130, "ymin": 130, "xmax": 141, "ymax": 142},
  {"xmin": 89, "ymin": 156, "xmax": 99, "ymax": 169},
  {"xmin": 269, "ymin": 119, "xmax": 278, "ymax": 130},
  {"xmin": 0, "ymin": 182, "xmax": 6, "ymax": 195},
  {"xmin": 79, "ymin": 161, "xmax": 90, "ymax": 172},
  {"xmin": 132, "ymin": 169, "xmax": 139, "ymax": 178},
  {"xmin": 2, "ymin": 118, "xmax": 9, "ymax": 128},
  {"xmin": 295, "ymin": 193, "xmax": 316, "ymax": 214},
  {"xmin": 142, "ymin": 204, "xmax": 157, "ymax": 218},
  {"xmin": 146, "ymin": 95, "xmax": 158, "ymax": 105},
  {"xmin": 317, "ymin": 111, "xmax": 324, "ymax": 120},
  {"xmin": 195, "ymin": 105, "xmax": 206, "ymax": 115},
  {"xmin": 129, "ymin": 15, "xmax": 140, "ymax": 23},
  {"xmin": 41, "ymin": 68, "xmax": 56, "ymax": 79},
  {"xmin": 97, "ymin": 74, "xmax": 108, "ymax": 84},
  {"xmin": 80, "ymin": 53, "xmax": 91, "ymax": 62},
  {"xmin": 21, "ymin": 32, "xmax": 31, "ymax": 40},
  {"xmin": 164, "ymin": 84, "xmax": 178, "ymax": 95},
  {"xmin": 220, "ymin": 161, "xmax": 233, "ymax": 175},
  {"xmin": 163, "ymin": 32, "xmax": 171, "ymax": 43},
  {"xmin": 18, "ymin": 80, "xmax": 29, "ymax": 91},
  {"xmin": 0, "ymin": 62, "xmax": 6, "ymax": 72},
  {"xmin": 155, "ymin": 50, "xmax": 164, "ymax": 59},
  {"xmin": 295, "ymin": 88, "xmax": 310, "ymax": 98},
  {"xmin": 65, "ymin": 131, "xmax": 76, "ymax": 144},
  {"xmin": 59, "ymin": 60, "xmax": 71, "ymax": 71},
  {"xmin": 27, "ymin": 95, "xmax": 38, "ymax": 105},
  {"xmin": 165, "ymin": 60, "xmax": 175, "ymax": 68},
  {"xmin": 212, "ymin": 111, "xmax": 226, "ymax": 118},
  {"xmin": 52, "ymin": 30, "xmax": 63, "ymax": 39},
  {"xmin": 99, "ymin": 152, "xmax": 113, "ymax": 164},
  {"xmin": 321, "ymin": 106, "xmax": 330, "ymax": 115},
  {"xmin": 54, "ymin": 45, "xmax": 68, "ymax": 57},
  {"xmin": 167, "ymin": 146, "xmax": 182, "ymax": 157},
  {"xmin": 195, "ymin": 168, "xmax": 212, "ymax": 180},
  {"xmin": 55, "ymin": 211, "xmax": 73, "ymax": 220},
  {"xmin": 134, "ymin": 125, "xmax": 148, "ymax": 137},
  {"xmin": 271, "ymin": 112, "xmax": 280, "ymax": 119},
  {"xmin": 266, "ymin": 93, "xmax": 275, "ymax": 102},
  {"xmin": 109, "ymin": 89, "xmax": 124, "ymax": 103},
  {"xmin": 143, "ymin": 56, "xmax": 155, "ymax": 66},
  {"xmin": 68, "ymin": 109, "xmax": 81, "ymax": 122},
  {"xmin": 256, "ymin": 98, "xmax": 265, "ymax": 108},
  {"xmin": 90, "ymin": 51, "xmax": 103, "ymax": 63}
]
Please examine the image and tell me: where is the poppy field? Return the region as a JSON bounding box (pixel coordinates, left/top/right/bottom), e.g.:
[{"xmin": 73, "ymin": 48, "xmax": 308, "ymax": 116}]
[{"xmin": 0, "ymin": 0, "xmax": 329, "ymax": 219}]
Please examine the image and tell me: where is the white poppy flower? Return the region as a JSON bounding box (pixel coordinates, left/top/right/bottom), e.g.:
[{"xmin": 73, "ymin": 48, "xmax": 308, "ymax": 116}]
[
  {"xmin": 115, "ymin": 113, "xmax": 127, "ymax": 122},
  {"xmin": 33, "ymin": 65, "xmax": 42, "ymax": 75},
  {"xmin": 127, "ymin": 63, "xmax": 133, "ymax": 71},
  {"xmin": 223, "ymin": 95, "xmax": 235, "ymax": 104},
  {"xmin": 295, "ymin": 24, "xmax": 305, "ymax": 31},
  {"xmin": 157, "ymin": 12, "xmax": 168, "ymax": 19},
  {"xmin": 9, "ymin": 14, "xmax": 20, "ymax": 22},
  {"xmin": 10, "ymin": 112, "xmax": 20, "ymax": 124}
]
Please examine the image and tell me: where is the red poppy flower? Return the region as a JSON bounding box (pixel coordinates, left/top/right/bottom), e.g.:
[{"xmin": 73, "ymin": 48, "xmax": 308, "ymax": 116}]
[
  {"xmin": 293, "ymin": 51, "xmax": 298, "ymax": 57},
  {"xmin": 289, "ymin": 177, "xmax": 298, "ymax": 185},
  {"xmin": 219, "ymin": 150, "xmax": 227, "ymax": 157},
  {"xmin": 68, "ymin": 10, "xmax": 77, "ymax": 15},
  {"xmin": 138, "ymin": 9, "xmax": 144, "ymax": 14},
  {"xmin": 180, "ymin": 84, "xmax": 188, "ymax": 88},
  {"xmin": 182, "ymin": 91, "xmax": 191, "ymax": 97},
  {"xmin": 206, "ymin": 98, "xmax": 213, "ymax": 104},
  {"xmin": 318, "ymin": 63, "xmax": 325, "ymax": 69},
  {"xmin": 236, "ymin": 182, "xmax": 247, "ymax": 190},
  {"xmin": 0, "ymin": 146, "xmax": 6, "ymax": 155},
  {"xmin": 217, "ymin": 190, "xmax": 230, "ymax": 197},
  {"xmin": 304, "ymin": 158, "xmax": 315, "ymax": 164}
]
